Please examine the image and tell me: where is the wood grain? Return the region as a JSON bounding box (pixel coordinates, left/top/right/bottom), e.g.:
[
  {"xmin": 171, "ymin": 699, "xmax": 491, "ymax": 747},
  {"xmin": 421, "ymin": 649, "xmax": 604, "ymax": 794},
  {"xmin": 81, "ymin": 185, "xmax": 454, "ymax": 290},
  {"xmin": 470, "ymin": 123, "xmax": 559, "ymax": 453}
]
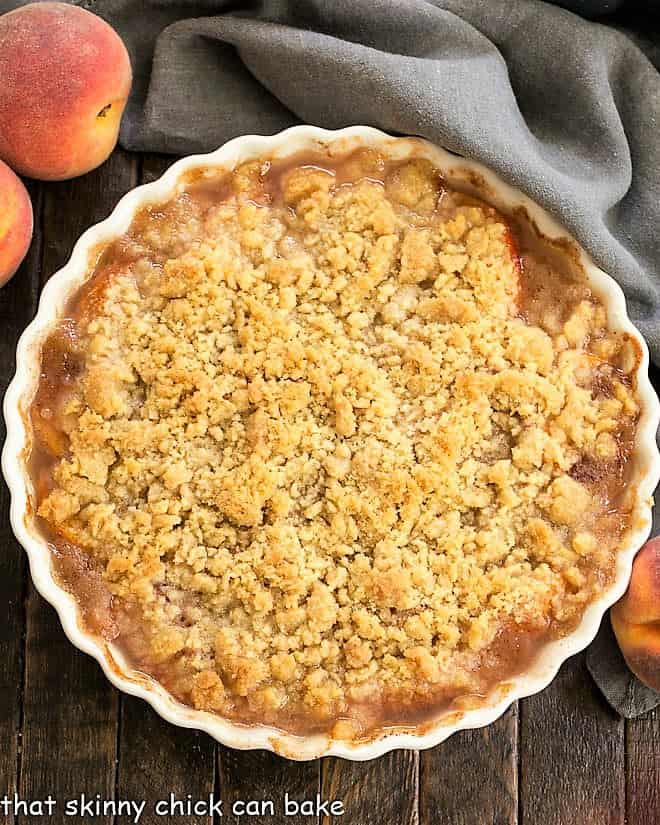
[
  {"xmin": 218, "ymin": 749, "xmax": 320, "ymax": 825},
  {"xmin": 322, "ymin": 751, "xmax": 418, "ymax": 825},
  {"xmin": 116, "ymin": 697, "xmax": 217, "ymax": 825},
  {"xmin": 420, "ymin": 705, "xmax": 517, "ymax": 825},
  {"xmin": 19, "ymin": 595, "xmax": 118, "ymax": 824},
  {"xmin": 519, "ymin": 652, "xmax": 625, "ymax": 825},
  {"xmin": 19, "ymin": 150, "xmax": 137, "ymax": 824},
  {"xmin": 39, "ymin": 151, "xmax": 137, "ymax": 289},
  {"xmin": 0, "ymin": 180, "xmax": 42, "ymax": 825},
  {"xmin": 626, "ymin": 708, "xmax": 660, "ymax": 825}
]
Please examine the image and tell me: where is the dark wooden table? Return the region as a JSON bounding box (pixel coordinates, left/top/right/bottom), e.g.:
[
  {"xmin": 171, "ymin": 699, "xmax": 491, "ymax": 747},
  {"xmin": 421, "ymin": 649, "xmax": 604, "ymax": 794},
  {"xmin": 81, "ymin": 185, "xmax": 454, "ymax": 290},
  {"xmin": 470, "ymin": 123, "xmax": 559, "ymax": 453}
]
[{"xmin": 1, "ymin": 148, "xmax": 658, "ymax": 825}]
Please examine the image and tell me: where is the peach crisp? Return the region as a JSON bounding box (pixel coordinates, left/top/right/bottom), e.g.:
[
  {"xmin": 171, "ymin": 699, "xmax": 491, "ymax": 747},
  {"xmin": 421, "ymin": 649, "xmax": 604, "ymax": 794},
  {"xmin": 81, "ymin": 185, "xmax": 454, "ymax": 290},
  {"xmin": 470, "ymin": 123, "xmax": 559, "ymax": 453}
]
[{"xmin": 30, "ymin": 146, "xmax": 642, "ymax": 738}]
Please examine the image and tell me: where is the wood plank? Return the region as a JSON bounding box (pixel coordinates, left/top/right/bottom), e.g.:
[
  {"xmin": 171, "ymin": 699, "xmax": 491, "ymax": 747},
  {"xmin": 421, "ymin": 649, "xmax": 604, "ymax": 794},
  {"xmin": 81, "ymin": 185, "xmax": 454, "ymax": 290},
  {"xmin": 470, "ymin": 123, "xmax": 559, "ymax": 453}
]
[
  {"xmin": 626, "ymin": 708, "xmax": 660, "ymax": 825},
  {"xmin": 116, "ymin": 697, "xmax": 217, "ymax": 825},
  {"xmin": 39, "ymin": 151, "xmax": 137, "ymax": 288},
  {"xmin": 0, "ymin": 179, "xmax": 43, "ymax": 825},
  {"xmin": 114, "ymin": 151, "xmax": 217, "ymax": 825},
  {"xmin": 19, "ymin": 149, "xmax": 137, "ymax": 824},
  {"xmin": 419, "ymin": 705, "xmax": 517, "ymax": 825},
  {"xmin": 322, "ymin": 751, "xmax": 418, "ymax": 825},
  {"xmin": 519, "ymin": 652, "xmax": 625, "ymax": 825},
  {"xmin": 20, "ymin": 595, "xmax": 119, "ymax": 823},
  {"xmin": 218, "ymin": 748, "xmax": 320, "ymax": 825}
]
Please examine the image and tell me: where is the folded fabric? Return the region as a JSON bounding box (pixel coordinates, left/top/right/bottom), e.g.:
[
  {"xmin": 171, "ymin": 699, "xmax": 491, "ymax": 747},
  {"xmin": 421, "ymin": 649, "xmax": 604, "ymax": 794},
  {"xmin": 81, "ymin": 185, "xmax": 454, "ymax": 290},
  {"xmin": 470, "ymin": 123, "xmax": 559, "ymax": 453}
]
[
  {"xmin": 2, "ymin": 0, "xmax": 659, "ymax": 715},
  {"xmin": 69, "ymin": 0, "xmax": 660, "ymax": 367}
]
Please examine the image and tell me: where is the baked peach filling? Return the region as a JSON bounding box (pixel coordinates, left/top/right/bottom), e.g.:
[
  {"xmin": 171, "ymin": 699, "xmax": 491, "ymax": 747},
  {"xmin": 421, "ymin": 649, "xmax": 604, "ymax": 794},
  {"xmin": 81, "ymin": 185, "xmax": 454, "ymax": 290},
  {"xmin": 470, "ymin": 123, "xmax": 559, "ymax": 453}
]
[{"xmin": 30, "ymin": 146, "xmax": 641, "ymax": 738}]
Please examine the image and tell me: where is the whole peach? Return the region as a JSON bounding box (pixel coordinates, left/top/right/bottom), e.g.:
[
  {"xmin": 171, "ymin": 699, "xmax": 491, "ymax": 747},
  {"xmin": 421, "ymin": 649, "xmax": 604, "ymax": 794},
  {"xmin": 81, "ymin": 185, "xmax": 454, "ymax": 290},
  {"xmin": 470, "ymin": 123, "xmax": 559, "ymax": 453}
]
[
  {"xmin": 0, "ymin": 160, "xmax": 33, "ymax": 286},
  {"xmin": 0, "ymin": 2, "xmax": 132, "ymax": 181},
  {"xmin": 611, "ymin": 537, "xmax": 660, "ymax": 692}
]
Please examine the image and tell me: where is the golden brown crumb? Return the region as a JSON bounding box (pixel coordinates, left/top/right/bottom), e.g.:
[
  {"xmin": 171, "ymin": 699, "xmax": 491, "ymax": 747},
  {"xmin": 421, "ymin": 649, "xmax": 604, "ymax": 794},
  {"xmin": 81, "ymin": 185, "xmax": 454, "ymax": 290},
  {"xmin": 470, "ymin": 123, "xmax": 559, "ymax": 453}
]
[{"xmin": 34, "ymin": 151, "xmax": 640, "ymax": 735}]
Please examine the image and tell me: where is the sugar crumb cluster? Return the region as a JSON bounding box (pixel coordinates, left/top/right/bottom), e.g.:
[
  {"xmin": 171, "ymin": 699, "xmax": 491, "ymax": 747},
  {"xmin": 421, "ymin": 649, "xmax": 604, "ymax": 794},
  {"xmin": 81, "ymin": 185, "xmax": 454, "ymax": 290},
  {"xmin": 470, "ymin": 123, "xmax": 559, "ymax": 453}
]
[{"xmin": 35, "ymin": 150, "xmax": 640, "ymax": 736}]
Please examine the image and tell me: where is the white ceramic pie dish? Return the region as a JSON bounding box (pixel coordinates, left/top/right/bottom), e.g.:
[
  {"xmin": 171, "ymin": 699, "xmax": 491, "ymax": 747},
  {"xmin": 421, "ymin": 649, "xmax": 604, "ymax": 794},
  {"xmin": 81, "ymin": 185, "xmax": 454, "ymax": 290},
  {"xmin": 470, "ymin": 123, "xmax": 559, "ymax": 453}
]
[{"xmin": 3, "ymin": 125, "xmax": 659, "ymax": 760}]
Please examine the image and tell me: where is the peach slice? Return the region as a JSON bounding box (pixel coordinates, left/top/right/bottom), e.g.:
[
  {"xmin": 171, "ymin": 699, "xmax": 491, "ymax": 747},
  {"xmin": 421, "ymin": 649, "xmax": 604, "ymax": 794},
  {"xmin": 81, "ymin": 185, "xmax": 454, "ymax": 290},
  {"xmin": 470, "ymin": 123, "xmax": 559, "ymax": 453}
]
[
  {"xmin": 0, "ymin": 159, "xmax": 33, "ymax": 286},
  {"xmin": 611, "ymin": 537, "xmax": 660, "ymax": 691},
  {"xmin": 0, "ymin": 2, "xmax": 132, "ymax": 181}
]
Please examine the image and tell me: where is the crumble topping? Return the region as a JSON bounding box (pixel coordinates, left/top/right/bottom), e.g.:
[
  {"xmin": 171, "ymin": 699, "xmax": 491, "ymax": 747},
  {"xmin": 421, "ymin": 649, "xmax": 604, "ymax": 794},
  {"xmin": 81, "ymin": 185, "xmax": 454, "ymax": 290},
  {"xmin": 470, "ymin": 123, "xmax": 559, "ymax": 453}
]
[{"xmin": 33, "ymin": 148, "xmax": 640, "ymax": 736}]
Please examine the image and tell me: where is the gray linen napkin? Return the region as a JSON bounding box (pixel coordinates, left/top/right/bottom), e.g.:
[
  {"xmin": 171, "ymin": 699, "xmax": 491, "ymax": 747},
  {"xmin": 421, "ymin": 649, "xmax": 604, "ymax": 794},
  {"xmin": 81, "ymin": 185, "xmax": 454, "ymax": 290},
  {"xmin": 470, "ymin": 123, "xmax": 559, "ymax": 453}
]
[{"xmin": 2, "ymin": 0, "xmax": 659, "ymax": 714}]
